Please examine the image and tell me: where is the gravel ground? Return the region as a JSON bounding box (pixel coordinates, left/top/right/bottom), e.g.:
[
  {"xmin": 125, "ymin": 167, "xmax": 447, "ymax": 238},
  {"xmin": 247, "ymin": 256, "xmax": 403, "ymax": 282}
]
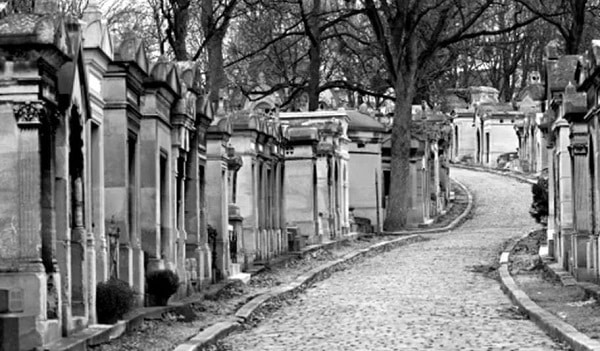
[
  {"xmin": 90, "ymin": 179, "xmax": 469, "ymax": 351},
  {"xmin": 216, "ymin": 168, "xmax": 567, "ymax": 351}
]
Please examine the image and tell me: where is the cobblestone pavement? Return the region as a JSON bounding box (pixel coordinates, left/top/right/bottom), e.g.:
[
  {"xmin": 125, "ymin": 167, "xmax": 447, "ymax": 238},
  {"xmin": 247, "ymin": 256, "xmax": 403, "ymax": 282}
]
[{"xmin": 220, "ymin": 168, "xmax": 566, "ymax": 350}]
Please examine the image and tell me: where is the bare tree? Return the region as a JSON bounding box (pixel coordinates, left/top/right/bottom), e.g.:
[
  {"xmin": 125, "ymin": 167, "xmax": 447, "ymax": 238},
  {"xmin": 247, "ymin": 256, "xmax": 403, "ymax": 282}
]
[
  {"xmin": 362, "ymin": 0, "xmax": 536, "ymax": 230},
  {"xmin": 515, "ymin": 0, "xmax": 600, "ymax": 54},
  {"xmin": 226, "ymin": 0, "xmax": 384, "ymax": 111}
]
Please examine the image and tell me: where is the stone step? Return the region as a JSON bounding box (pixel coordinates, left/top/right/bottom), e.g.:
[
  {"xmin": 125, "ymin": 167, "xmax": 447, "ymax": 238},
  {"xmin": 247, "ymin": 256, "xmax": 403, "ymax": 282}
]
[
  {"xmin": 43, "ymin": 324, "xmax": 116, "ymax": 351},
  {"xmin": 228, "ymin": 273, "xmax": 251, "ymax": 284},
  {"xmin": 230, "ymin": 263, "xmax": 241, "ymax": 276}
]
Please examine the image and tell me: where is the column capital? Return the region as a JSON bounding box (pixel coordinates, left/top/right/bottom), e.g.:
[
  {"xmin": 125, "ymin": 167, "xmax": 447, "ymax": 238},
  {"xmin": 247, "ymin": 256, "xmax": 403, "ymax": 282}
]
[
  {"xmin": 12, "ymin": 101, "xmax": 59, "ymax": 129},
  {"xmin": 13, "ymin": 101, "xmax": 44, "ymax": 127},
  {"xmin": 568, "ymin": 143, "xmax": 588, "ymax": 157}
]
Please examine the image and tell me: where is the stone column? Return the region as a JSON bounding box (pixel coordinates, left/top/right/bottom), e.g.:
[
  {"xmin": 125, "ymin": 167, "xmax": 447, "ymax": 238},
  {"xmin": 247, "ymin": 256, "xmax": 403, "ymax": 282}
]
[
  {"xmin": 260, "ymin": 160, "xmax": 269, "ymax": 258},
  {"xmin": 17, "ymin": 110, "xmax": 43, "ymax": 261},
  {"xmin": 185, "ymin": 145, "xmax": 201, "ymax": 291},
  {"xmin": 266, "ymin": 161, "xmax": 274, "ymax": 258},
  {"xmin": 139, "ymin": 119, "xmax": 161, "ymax": 271},
  {"xmin": 173, "ymin": 152, "xmax": 187, "ymax": 292},
  {"xmin": 433, "ymin": 144, "xmax": 442, "ymax": 213},
  {"xmin": 205, "ymin": 139, "xmax": 230, "ymax": 280},
  {"xmin": 555, "ymin": 122, "xmax": 573, "ymax": 270},
  {"xmin": 569, "ymin": 123, "xmax": 592, "ymax": 276},
  {"xmin": 273, "ymin": 161, "xmax": 282, "ymax": 254},
  {"xmin": 234, "ymin": 155, "xmax": 256, "ymax": 267},
  {"xmin": 570, "ymin": 128, "xmax": 592, "ymax": 233},
  {"xmin": 196, "ymin": 163, "xmax": 212, "ymax": 287},
  {"xmin": 53, "ymin": 103, "xmax": 73, "ymax": 334},
  {"xmin": 342, "ymin": 160, "xmax": 350, "ymax": 234},
  {"xmin": 316, "ymin": 156, "xmax": 330, "ymax": 242},
  {"xmin": 547, "ymin": 143, "xmax": 556, "ymax": 258},
  {"xmin": 279, "ymin": 163, "xmax": 287, "ymax": 242}
]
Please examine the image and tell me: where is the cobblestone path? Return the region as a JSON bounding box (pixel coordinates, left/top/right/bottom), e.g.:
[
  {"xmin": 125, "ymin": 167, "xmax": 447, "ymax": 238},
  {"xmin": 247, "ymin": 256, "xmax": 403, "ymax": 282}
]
[{"xmin": 221, "ymin": 168, "xmax": 565, "ymax": 350}]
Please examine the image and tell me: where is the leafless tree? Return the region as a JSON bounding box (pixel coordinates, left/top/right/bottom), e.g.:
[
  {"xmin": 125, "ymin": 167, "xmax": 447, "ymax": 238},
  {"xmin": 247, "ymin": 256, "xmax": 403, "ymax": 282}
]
[{"xmin": 362, "ymin": 0, "xmax": 536, "ymax": 230}]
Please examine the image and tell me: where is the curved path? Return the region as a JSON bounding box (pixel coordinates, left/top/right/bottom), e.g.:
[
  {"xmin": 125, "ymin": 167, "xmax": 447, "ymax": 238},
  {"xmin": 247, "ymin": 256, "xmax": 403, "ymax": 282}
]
[{"xmin": 221, "ymin": 168, "xmax": 565, "ymax": 350}]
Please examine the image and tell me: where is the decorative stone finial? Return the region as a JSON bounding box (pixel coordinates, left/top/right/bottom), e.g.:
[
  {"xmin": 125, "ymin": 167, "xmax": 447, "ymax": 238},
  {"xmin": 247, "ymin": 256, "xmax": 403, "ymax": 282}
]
[
  {"xmin": 528, "ymin": 71, "xmax": 541, "ymax": 85},
  {"xmin": 565, "ymin": 81, "xmax": 576, "ymax": 95},
  {"xmin": 257, "ymin": 72, "xmax": 266, "ymax": 86},
  {"xmin": 545, "ymin": 40, "xmax": 560, "ymax": 60}
]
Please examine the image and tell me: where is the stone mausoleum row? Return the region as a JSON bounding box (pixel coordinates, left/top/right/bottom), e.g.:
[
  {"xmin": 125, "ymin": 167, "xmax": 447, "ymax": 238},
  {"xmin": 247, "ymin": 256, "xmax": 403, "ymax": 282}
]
[{"xmin": 0, "ymin": 1, "xmax": 453, "ymax": 349}]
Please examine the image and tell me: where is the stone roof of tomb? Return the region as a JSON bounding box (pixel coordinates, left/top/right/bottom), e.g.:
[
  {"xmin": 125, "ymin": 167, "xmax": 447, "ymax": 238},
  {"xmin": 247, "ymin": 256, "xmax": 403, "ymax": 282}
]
[
  {"xmin": 229, "ymin": 110, "xmax": 286, "ymax": 140},
  {"xmin": 287, "ymin": 126, "xmax": 319, "ymax": 142},
  {"xmin": 477, "ymin": 102, "xmax": 517, "ymax": 115},
  {"xmin": 0, "ymin": 12, "xmax": 70, "ymax": 52},
  {"xmin": 441, "ymin": 92, "xmax": 470, "ymax": 112},
  {"xmin": 177, "ymin": 61, "xmax": 203, "ymax": 94},
  {"xmin": 148, "ymin": 56, "xmax": 181, "ymax": 95},
  {"xmin": 516, "ymin": 83, "xmax": 545, "ymax": 102},
  {"xmin": 346, "ymin": 110, "xmax": 386, "ymax": 132},
  {"xmin": 279, "ymin": 110, "xmax": 348, "ymax": 123},
  {"xmin": 114, "ymin": 32, "xmax": 149, "ymax": 73}
]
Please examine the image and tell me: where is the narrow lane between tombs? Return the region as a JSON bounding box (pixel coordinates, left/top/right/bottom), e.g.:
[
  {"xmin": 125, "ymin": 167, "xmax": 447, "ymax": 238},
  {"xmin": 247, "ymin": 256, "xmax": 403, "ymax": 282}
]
[{"xmin": 218, "ymin": 168, "xmax": 567, "ymax": 350}]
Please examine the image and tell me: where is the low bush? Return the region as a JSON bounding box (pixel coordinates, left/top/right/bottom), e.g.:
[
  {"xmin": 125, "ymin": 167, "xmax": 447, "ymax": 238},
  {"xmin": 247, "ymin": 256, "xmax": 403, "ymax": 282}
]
[
  {"xmin": 96, "ymin": 278, "xmax": 136, "ymax": 324},
  {"xmin": 146, "ymin": 269, "xmax": 180, "ymax": 306},
  {"xmin": 530, "ymin": 175, "xmax": 548, "ymax": 224}
]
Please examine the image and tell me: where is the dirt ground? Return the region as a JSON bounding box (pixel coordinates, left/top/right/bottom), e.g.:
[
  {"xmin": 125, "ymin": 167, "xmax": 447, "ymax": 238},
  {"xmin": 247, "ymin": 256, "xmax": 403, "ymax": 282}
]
[{"xmin": 511, "ymin": 229, "xmax": 600, "ymax": 342}]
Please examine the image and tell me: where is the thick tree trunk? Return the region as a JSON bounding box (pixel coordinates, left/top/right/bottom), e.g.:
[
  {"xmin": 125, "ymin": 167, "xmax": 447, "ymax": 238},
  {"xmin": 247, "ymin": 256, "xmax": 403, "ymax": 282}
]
[
  {"xmin": 173, "ymin": 13, "xmax": 189, "ymax": 59},
  {"xmin": 565, "ymin": 0, "xmax": 586, "ymax": 54},
  {"xmin": 306, "ymin": 0, "xmax": 321, "ymax": 111},
  {"xmin": 307, "ymin": 40, "xmax": 321, "ymax": 111},
  {"xmin": 170, "ymin": 0, "xmax": 190, "ymax": 60},
  {"xmin": 207, "ymin": 31, "xmax": 226, "ymax": 106},
  {"xmin": 384, "ymin": 84, "xmax": 414, "ymax": 231}
]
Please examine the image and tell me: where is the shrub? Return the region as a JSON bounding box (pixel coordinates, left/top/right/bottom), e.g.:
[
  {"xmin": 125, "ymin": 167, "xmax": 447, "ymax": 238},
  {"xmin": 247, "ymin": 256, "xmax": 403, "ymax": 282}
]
[
  {"xmin": 146, "ymin": 269, "xmax": 180, "ymax": 306},
  {"xmin": 96, "ymin": 278, "xmax": 136, "ymax": 324},
  {"xmin": 530, "ymin": 175, "xmax": 548, "ymax": 224}
]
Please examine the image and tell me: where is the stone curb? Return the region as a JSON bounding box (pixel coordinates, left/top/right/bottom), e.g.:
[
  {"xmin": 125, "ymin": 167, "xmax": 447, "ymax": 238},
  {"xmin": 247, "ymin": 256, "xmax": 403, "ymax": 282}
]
[
  {"xmin": 498, "ymin": 234, "xmax": 600, "ymax": 351},
  {"xmin": 173, "ymin": 234, "xmax": 427, "ymax": 351},
  {"xmin": 382, "ymin": 177, "xmax": 474, "ymax": 235},
  {"xmin": 173, "ymin": 320, "xmax": 241, "ymax": 351},
  {"xmin": 451, "ymin": 163, "xmax": 537, "ymax": 185}
]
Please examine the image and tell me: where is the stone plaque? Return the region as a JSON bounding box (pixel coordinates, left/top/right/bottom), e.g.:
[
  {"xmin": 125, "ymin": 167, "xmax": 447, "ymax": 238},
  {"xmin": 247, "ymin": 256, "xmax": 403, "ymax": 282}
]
[{"xmin": 0, "ymin": 288, "xmax": 24, "ymax": 313}]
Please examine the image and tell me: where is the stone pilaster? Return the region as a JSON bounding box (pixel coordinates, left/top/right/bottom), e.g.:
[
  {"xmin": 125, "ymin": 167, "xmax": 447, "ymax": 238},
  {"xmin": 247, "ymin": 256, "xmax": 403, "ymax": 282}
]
[
  {"xmin": 547, "ymin": 145, "xmax": 556, "ymax": 258},
  {"xmin": 569, "ymin": 131, "xmax": 592, "ymax": 233},
  {"xmin": 315, "ymin": 156, "xmax": 330, "ymax": 242},
  {"xmin": 14, "ymin": 102, "xmax": 44, "ymax": 262}
]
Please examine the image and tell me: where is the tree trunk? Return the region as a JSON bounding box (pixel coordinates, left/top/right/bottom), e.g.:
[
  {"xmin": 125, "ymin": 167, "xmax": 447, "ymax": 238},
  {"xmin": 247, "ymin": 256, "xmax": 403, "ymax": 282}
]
[
  {"xmin": 384, "ymin": 80, "xmax": 414, "ymax": 231},
  {"xmin": 207, "ymin": 31, "xmax": 226, "ymax": 106},
  {"xmin": 565, "ymin": 0, "xmax": 586, "ymax": 54},
  {"xmin": 307, "ymin": 0, "xmax": 321, "ymax": 111},
  {"xmin": 172, "ymin": 0, "xmax": 189, "ymax": 60},
  {"xmin": 307, "ymin": 39, "xmax": 321, "ymax": 111}
]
